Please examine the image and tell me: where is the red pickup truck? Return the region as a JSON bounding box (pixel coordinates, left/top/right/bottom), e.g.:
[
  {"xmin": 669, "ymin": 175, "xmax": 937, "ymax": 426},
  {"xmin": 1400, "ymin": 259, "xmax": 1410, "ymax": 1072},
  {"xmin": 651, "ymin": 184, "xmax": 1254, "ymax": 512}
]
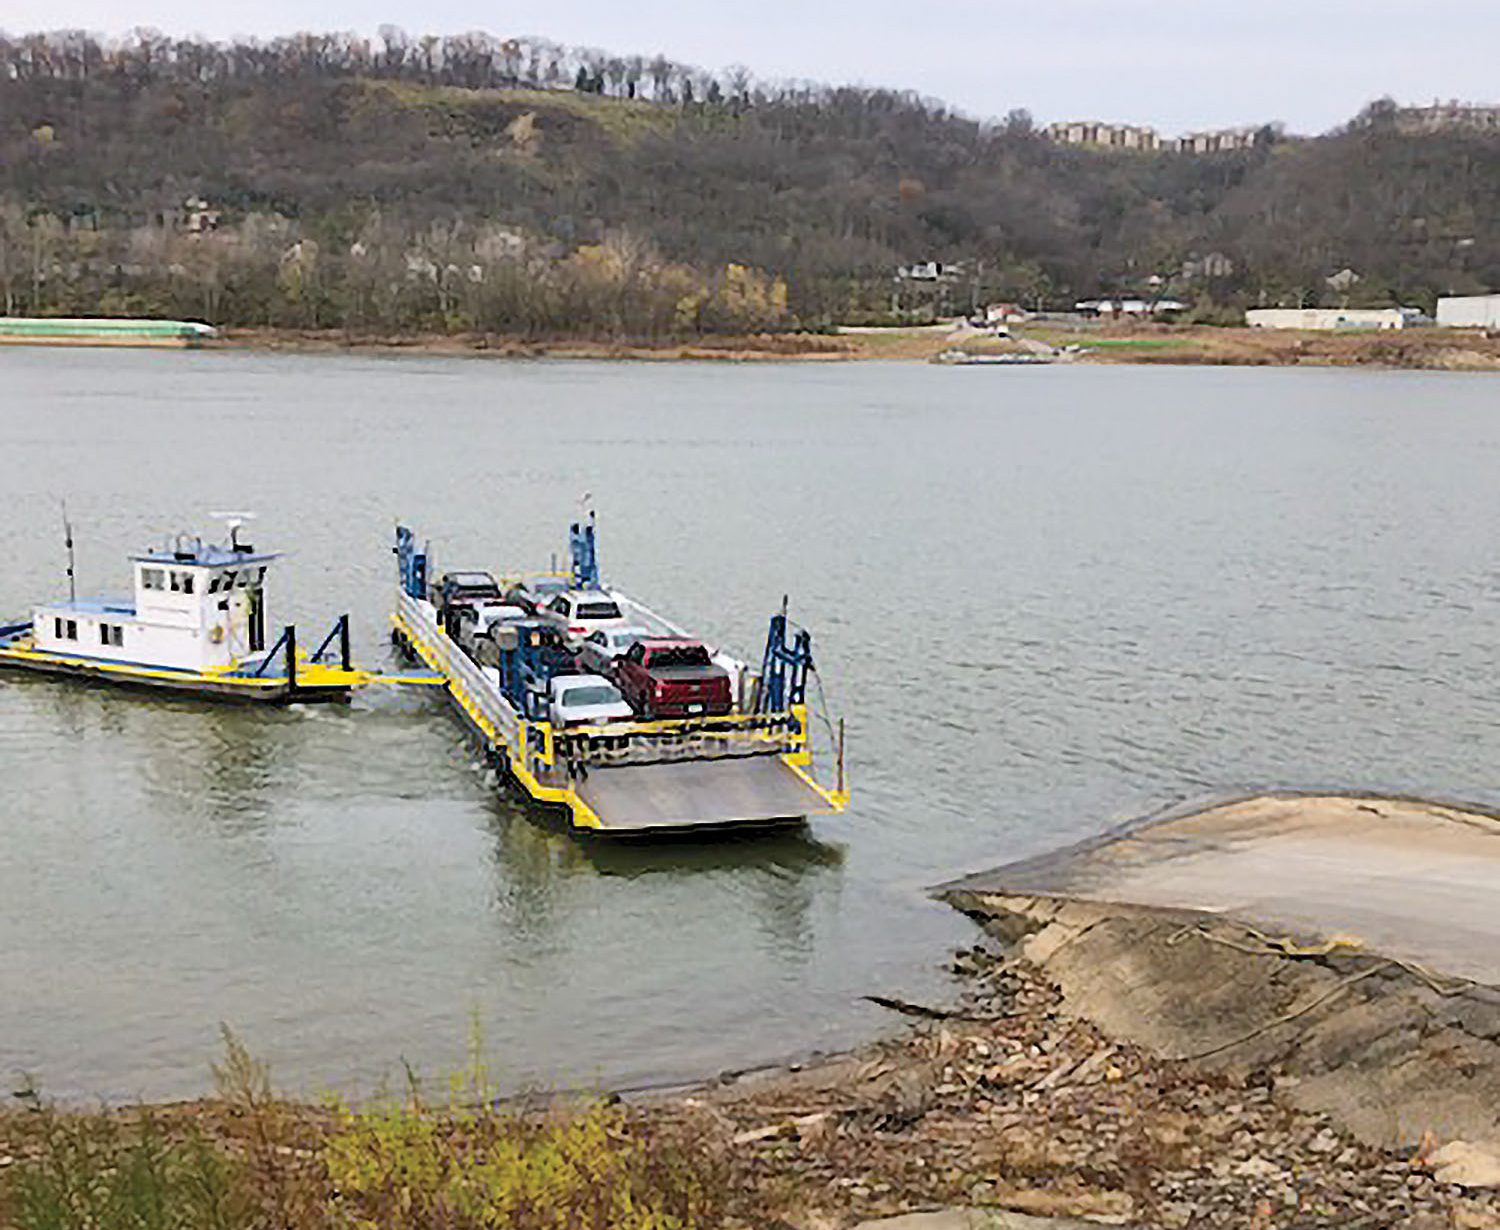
[{"xmin": 614, "ymin": 639, "xmax": 733, "ymax": 718}]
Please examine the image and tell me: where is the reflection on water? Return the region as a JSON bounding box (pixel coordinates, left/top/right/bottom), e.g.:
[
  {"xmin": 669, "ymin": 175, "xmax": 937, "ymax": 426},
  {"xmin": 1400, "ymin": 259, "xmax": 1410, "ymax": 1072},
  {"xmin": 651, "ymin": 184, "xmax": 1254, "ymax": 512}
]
[
  {"xmin": 4, "ymin": 351, "xmax": 1500, "ymax": 1101},
  {"xmin": 482, "ymin": 800, "xmax": 844, "ymax": 965}
]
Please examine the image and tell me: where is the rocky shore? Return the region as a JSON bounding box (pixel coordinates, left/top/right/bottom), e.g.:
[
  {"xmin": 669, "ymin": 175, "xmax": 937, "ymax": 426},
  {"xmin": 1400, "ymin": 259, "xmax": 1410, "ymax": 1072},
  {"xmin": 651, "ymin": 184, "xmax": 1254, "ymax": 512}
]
[{"xmin": 652, "ymin": 934, "xmax": 1500, "ymax": 1227}]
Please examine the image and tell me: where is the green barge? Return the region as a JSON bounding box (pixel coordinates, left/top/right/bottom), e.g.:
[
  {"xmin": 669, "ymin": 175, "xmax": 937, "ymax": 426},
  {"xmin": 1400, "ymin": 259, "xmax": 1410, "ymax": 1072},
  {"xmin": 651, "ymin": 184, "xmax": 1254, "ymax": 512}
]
[{"xmin": 0, "ymin": 317, "xmax": 216, "ymax": 348}]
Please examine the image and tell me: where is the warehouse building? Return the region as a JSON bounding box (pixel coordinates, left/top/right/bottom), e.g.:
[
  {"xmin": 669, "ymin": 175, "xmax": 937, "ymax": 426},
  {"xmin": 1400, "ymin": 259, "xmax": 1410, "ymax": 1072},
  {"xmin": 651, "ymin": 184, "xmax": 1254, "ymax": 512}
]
[
  {"xmin": 1245, "ymin": 307, "xmax": 1408, "ymax": 331},
  {"xmin": 1435, "ymin": 295, "xmax": 1500, "ymax": 329}
]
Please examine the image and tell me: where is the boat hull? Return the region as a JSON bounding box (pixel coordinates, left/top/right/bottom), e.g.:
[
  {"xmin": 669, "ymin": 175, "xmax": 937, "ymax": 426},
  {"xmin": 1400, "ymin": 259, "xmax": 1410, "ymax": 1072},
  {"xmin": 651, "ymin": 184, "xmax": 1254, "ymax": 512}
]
[{"xmin": 0, "ymin": 645, "xmax": 354, "ymax": 704}]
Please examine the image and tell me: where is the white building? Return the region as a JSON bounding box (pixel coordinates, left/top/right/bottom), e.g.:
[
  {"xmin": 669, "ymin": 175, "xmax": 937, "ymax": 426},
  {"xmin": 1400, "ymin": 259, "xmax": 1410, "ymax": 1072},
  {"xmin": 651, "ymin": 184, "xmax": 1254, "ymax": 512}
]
[
  {"xmin": 1435, "ymin": 295, "xmax": 1500, "ymax": 329},
  {"xmin": 1077, "ymin": 298, "xmax": 1187, "ymax": 318},
  {"xmin": 1245, "ymin": 307, "xmax": 1407, "ymax": 331}
]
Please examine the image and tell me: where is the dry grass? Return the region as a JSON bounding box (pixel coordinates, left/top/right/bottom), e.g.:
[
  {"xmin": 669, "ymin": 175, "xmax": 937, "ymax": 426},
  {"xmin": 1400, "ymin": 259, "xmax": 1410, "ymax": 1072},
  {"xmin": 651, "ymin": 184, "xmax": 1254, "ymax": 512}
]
[{"xmin": 0, "ymin": 1029, "xmax": 730, "ymax": 1230}]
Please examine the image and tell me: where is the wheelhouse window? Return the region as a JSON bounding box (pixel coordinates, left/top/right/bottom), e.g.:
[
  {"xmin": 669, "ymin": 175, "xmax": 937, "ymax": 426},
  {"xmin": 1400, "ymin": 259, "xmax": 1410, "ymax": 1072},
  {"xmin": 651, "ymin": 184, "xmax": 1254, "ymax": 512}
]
[
  {"xmin": 169, "ymin": 570, "xmax": 195, "ymax": 594},
  {"xmin": 142, "ymin": 568, "xmax": 164, "ymax": 591}
]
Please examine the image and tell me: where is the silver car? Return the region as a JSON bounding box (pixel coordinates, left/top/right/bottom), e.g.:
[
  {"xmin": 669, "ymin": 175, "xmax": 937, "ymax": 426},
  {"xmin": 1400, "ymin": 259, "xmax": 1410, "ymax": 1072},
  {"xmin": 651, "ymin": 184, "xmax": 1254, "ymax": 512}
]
[{"xmin": 576, "ymin": 624, "xmax": 650, "ymax": 676}]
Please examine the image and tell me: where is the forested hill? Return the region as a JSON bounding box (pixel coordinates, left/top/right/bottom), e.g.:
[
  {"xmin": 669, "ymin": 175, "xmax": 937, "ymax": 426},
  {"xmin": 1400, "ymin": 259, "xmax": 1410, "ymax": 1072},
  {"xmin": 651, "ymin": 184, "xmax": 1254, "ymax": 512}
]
[{"xmin": 3, "ymin": 29, "xmax": 1500, "ymax": 335}]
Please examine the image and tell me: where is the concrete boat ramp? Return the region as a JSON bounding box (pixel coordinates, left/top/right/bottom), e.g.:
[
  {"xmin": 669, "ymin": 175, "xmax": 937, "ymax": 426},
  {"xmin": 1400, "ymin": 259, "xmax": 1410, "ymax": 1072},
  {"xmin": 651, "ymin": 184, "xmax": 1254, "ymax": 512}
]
[
  {"xmin": 941, "ymin": 793, "xmax": 1500, "ymax": 1178},
  {"xmin": 945, "ymin": 792, "xmax": 1500, "ymax": 987}
]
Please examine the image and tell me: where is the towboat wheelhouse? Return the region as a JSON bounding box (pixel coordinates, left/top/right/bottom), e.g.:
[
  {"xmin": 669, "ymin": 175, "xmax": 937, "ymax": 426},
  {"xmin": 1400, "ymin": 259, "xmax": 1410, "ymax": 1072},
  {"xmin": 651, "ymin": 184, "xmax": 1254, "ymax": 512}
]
[
  {"xmin": 1, "ymin": 518, "xmax": 360, "ymax": 703},
  {"xmin": 31, "ymin": 534, "xmax": 277, "ymax": 673}
]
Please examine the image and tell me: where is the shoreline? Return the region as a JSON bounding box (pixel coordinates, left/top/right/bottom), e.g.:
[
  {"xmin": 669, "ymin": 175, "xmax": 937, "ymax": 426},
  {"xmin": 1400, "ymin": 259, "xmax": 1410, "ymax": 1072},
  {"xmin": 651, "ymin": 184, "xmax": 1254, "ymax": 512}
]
[
  {"xmin": 196, "ymin": 324, "xmax": 1500, "ymax": 371},
  {"xmin": 7, "ymin": 791, "xmax": 1500, "ymax": 1227}
]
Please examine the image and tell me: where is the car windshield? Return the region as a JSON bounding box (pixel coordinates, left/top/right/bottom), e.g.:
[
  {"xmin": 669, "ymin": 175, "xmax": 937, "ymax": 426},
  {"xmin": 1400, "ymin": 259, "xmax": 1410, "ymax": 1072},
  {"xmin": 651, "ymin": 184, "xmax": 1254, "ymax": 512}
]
[
  {"xmin": 650, "ymin": 645, "xmax": 711, "ymax": 667},
  {"xmin": 561, "ymin": 684, "xmax": 623, "ymax": 708},
  {"xmin": 577, "ymin": 601, "xmax": 622, "ymax": 620},
  {"xmin": 609, "ymin": 629, "xmax": 645, "ymax": 650}
]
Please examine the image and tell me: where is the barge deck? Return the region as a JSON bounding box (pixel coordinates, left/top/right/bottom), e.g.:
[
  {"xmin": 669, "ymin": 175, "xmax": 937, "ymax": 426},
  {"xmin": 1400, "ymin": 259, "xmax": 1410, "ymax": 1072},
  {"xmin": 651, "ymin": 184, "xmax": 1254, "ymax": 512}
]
[{"xmin": 391, "ymin": 521, "xmax": 848, "ymax": 834}]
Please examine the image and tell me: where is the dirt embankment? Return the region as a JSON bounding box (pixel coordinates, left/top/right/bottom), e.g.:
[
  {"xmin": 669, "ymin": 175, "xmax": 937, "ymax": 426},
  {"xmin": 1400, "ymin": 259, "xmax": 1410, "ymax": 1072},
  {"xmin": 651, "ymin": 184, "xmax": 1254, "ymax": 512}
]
[
  {"xmin": 213, "ymin": 323, "xmax": 1500, "ymax": 371},
  {"xmin": 213, "ymin": 327, "xmax": 858, "ymax": 361},
  {"xmin": 1042, "ymin": 325, "xmax": 1500, "ymax": 371}
]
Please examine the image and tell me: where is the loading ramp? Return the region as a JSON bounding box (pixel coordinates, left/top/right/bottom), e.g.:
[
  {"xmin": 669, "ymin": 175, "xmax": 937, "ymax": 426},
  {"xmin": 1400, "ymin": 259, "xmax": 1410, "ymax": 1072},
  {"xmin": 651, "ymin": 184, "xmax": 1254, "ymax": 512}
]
[{"xmin": 575, "ymin": 754, "xmax": 831, "ymax": 832}]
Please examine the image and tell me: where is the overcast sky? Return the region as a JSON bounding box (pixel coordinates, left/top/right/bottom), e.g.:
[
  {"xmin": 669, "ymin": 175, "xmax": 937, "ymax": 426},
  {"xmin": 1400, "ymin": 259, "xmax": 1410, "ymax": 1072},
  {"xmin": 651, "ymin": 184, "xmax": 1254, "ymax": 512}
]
[{"xmin": 3, "ymin": 0, "xmax": 1494, "ymax": 134}]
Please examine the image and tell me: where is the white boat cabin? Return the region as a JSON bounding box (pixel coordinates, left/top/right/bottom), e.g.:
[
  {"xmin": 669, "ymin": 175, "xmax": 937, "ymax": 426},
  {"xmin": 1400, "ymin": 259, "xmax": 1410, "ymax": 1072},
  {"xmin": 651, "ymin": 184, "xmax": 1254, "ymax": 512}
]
[{"xmin": 32, "ymin": 532, "xmax": 279, "ymax": 674}]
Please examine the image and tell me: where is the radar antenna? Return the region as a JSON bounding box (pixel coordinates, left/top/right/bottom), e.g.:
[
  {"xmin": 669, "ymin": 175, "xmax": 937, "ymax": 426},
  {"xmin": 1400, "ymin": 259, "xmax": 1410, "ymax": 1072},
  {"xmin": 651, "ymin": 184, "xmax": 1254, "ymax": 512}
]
[{"xmin": 210, "ymin": 510, "xmax": 257, "ymax": 552}]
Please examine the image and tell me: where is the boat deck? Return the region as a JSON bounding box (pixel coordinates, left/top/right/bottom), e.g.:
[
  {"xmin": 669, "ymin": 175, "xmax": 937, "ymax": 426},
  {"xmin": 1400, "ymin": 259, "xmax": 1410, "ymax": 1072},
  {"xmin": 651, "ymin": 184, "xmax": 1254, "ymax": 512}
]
[{"xmin": 392, "ymin": 588, "xmax": 846, "ymax": 834}]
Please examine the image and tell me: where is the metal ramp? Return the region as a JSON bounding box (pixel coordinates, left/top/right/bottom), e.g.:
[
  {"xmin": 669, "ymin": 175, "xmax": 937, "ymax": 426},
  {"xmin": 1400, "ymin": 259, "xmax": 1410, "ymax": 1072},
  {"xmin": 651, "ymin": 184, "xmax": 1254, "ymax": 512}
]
[{"xmin": 576, "ymin": 755, "xmax": 832, "ymax": 832}]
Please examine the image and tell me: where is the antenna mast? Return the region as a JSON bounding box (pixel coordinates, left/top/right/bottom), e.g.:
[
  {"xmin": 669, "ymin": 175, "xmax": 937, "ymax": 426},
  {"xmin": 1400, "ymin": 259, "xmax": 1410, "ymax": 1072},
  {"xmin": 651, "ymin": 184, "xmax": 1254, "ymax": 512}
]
[{"xmin": 61, "ymin": 500, "xmax": 76, "ymax": 604}]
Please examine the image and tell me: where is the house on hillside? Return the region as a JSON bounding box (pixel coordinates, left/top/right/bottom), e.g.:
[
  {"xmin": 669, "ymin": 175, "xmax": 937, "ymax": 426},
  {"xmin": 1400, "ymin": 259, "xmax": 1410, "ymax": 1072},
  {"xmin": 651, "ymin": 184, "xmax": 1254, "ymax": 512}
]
[
  {"xmin": 1175, "ymin": 127, "xmax": 1260, "ymax": 153},
  {"xmin": 898, "ymin": 261, "xmax": 963, "ymax": 283},
  {"xmin": 1045, "ymin": 121, "xmax": 1161, "ymax": 151},
  {"xmin": 1395, "ymin": 102, "xmax": 1500, "ymax": 134},
  {"xmin": 984, "ymin": 302, "xmax": 1030, "ymax": 325},
  {"xmin": 1076, "ymin": 298, "xmax": 1186, "ymax": 319}
]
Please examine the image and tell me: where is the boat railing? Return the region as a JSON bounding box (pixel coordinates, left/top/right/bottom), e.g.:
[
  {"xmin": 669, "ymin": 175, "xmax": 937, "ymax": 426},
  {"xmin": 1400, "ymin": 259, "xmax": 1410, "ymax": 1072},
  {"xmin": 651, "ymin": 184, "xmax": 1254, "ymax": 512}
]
[
  {"xmin": 0, "ymin": 620, "xmax": 31, "ymax": 643},
  {"xmin": 247, "ymin": 625, "xmax": 297, "ymax": 684},
  {"xmin": 554, "ymin": 710, "xmax": 803, "ymax": 770},
  {"xmin": 308, "ymin": 613, "xmax": 353, "ymax": 671}
]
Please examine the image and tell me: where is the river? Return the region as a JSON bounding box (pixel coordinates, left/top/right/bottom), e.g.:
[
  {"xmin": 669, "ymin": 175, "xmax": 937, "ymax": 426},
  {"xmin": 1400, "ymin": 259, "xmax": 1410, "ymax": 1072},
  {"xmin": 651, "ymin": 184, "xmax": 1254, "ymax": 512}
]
[{"xmin": 2, "ymin": 348, "xmax": 1498, "ymax": 1102}]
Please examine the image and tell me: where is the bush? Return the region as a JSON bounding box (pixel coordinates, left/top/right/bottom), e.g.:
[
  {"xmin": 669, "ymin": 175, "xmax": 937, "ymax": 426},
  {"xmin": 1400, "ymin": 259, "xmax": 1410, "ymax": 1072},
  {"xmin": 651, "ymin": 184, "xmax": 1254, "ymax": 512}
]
[
  {"xmin": 1, "ymin": 1030, "xmax": 728, "ymax": 1230},
  {"xmin": 6, "ymin": 1109, "xmax": 252, "ymax": 1230}
]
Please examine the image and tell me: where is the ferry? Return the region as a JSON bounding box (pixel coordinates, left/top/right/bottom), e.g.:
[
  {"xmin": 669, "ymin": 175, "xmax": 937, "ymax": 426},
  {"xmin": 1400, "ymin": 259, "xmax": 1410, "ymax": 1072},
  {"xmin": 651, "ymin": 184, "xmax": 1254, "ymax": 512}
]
[
  {"xmin": 0, "ymin": 517, "xmax": 364, "ymax": 703},
  {"xmin": 390, "ymin": 513, "xmax": 850, "ymax": 834}
]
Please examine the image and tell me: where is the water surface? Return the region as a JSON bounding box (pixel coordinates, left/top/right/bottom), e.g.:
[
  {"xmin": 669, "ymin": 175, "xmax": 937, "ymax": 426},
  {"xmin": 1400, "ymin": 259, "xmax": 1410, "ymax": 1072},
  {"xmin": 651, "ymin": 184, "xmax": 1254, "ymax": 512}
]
[{"xmin": 2, "ymin": 350, "xmax": 1498, "ymax": 1101}]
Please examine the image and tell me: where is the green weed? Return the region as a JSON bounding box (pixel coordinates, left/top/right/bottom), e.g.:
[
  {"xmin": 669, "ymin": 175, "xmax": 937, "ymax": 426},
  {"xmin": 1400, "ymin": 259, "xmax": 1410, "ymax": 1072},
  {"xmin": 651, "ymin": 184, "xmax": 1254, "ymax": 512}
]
[{"xmin": 2, "ymin": 1027, "xmax": 728, "ymax": 1230}]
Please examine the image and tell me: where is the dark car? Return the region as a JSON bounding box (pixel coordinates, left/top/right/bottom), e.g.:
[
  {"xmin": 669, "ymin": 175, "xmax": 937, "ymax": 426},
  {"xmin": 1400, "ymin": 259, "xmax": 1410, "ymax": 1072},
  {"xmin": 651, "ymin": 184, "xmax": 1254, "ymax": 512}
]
[{"xmin": 502, "ymin": 575, "xmax": 571, "ymax": 615}]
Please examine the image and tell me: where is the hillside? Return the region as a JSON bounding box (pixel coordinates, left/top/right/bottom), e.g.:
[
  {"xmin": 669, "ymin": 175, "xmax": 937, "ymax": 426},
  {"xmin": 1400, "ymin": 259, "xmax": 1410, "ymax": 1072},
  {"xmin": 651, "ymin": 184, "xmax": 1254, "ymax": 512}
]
[{"xmin": 3, "ymin": 29, "xmax": 1500, "ymax": 336}]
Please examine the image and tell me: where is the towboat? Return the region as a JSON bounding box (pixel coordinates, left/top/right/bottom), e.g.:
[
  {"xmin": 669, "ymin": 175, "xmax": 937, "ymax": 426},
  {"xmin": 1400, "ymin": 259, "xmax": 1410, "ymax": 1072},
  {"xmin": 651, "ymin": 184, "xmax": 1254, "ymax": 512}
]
[
  {"xmin": 0, "ymin": 517, "xmax": 363, "ymax": 703},
  {"xmin": 390, "ymin": 513, "xmax": 850, "ymax": 834}
]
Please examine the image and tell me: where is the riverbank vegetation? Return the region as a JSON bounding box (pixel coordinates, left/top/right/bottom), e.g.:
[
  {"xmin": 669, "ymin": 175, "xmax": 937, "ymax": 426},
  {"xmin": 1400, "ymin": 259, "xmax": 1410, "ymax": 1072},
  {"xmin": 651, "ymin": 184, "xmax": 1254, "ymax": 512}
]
[
  {"xmin": 5, "ymin": 949, "xmax": 1496, "ymax": 1229},
  {"xmin": 3, "ymin": 29, "xmax": 1500, "ymax": 340},
  {"xmin": 0, "ymin": 1031, "xmax": 728, "ymax": 1230}
]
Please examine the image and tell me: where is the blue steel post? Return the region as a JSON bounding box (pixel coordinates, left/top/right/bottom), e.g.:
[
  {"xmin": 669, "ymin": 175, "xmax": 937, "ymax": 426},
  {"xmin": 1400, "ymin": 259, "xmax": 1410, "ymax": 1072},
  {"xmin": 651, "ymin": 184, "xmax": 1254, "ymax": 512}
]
[
  {"xmin": 569, "ymin": 512, "xmax": 600, "ymax": 590},
  {"xmin": 756, "ymin": 599, "xmax": 814, "ymax": 714},
  {"xmin": 396, "ymin": 525, "xmax": 428, "ymax": 599}
]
